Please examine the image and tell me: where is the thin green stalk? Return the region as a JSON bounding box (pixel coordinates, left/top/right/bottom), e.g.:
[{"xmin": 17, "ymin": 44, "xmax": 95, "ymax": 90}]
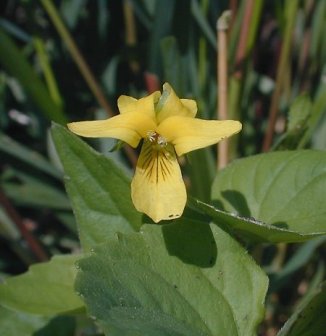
[
  {"xmin": 262, "ymin": 0, "xmax": 299, "ymax": 151},
  {"xmin": 39, "ymin": 0, "xmax": 114, "ymax": 117},
  {"xmin": 0, "ymin": 28, "xmax": 67, "ymax": 124},
  {"xmin": 33, "ymin": 37, "xmax": 63, "ymax": 108},
  {"xmin": 217, "ymin": 11, "xmax": 231, "ymax": 169},
  {"xmin": 198, "ymin": 0, "xmax": 209, "ymax": 90}
]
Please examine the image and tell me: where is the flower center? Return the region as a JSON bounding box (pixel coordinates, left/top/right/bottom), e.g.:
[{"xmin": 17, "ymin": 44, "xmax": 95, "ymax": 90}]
[{"xmin": 147, "ymin": 131, "xmax": 167, "ymax": 147}]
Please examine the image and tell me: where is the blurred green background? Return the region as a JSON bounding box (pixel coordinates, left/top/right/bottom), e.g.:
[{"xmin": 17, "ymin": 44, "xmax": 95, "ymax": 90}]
[{"xmin": 0, "ymin": 1, "xmax": 325, "ymax": 334}]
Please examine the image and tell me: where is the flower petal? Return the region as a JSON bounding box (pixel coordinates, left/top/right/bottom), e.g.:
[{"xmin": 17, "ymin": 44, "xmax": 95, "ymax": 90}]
[
  {"xmin": 157, "ymin": 116, "xmax": 242, "ymax": 156},
  {"xmin": 156, "ymin": 83, "xmax": 197, "ymax": 123},
  {"xmin": 117, "ymin": 91, "xmax": 161, "ymax": 119},
  {"xmin": 67, "ymin": 112, "xmax": 156, "ymax": 148},
  {"xmin": 117, "ymin": 95, "xmax": 137, "ymax": 113},
  {"xmin": 131, "ymin": 141, "xmax": 187, "ymax": 222}
]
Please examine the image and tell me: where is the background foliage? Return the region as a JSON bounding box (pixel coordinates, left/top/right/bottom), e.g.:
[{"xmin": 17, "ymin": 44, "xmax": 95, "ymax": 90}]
[{"xmin": 0, "ymin": 0, "xmax": 325, "ymax": 335}]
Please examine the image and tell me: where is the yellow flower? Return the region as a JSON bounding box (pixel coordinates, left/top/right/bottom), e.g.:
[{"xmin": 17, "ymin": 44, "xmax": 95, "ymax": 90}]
[{"xmin": 68, "ymin": 83, "xmax": 242, "ymax": 223}]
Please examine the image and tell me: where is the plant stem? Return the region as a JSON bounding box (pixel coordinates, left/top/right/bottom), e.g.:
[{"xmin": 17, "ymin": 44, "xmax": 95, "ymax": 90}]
[
  {"xmin": 217, "ymin": 11, "xmax": 231, "ymax": 169},
  {"xmin": 228, "ymin": 0, "xmax": 263, "ymax": 160},
  {"xmin": 262, "ymin": 0, "xmax": 299, "ymax": 152},
  {"xmin": 198, "ymin": 0, "xmax": 209, "ymax": 89},
  {"xmin": 233, "ymin": 0, "xmax": 254, "ymax": 80},
  {"xmin": 39, "ymin": 0, "xmax": 113, "ymax": 117},
  {"xmin": 33, "ymin": 37, "xmax": 63, "ymax": 108},
  {"xmin": 123, "ymin": 0, "xmax": 139, "ymax": 73},
  {"xmin": 40, "ymin": 0, "xmax": 138, "ymax": 167},
  {"xmin": 0, "ymin": 189, "xmax": 48, "ymax": 262}
]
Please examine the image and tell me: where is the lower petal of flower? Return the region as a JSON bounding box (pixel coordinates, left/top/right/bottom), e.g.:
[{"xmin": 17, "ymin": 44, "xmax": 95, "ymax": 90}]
[
  {"xmin": 67, "ymin": 112, "xmax": 156, "ymax": 148},
  {"xmin": 131, "ymin": 141, "xmax": 187, "ymax": 223},
  {"xmin": 157, "ymin": 116, "xmax": 242, "ymax": 156}
]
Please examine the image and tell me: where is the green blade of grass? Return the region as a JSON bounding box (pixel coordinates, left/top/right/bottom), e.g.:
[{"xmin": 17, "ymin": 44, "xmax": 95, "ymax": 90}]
[{"xmin": 0, "ymin": 28, "xmax": 67, "ymax": 124}]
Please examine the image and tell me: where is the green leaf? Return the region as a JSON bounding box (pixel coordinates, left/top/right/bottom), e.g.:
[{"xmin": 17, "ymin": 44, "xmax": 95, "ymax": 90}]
[
  {"xmin": 277, "ymin": 282, "xmax": 326, "ymax": 336},
  {"xmin": 51, "ymin": 124, "xmax": 142, "ymax": 251},
  {"xmin": 148, "ymin": 0, "xmax": 176, "ymax": 74},
  {"xmin": 160, "ymin": 37, "xmax": 186, "ymax": 95},
  {"xmin": 298, "ymin": 83, "xmax": 326, "ymax": 149},
  {"xmin": 0, "ymin": 28, "xmax": 67, "ymax": 124},
  {"xmin": 34, "ymin": 315, "xmax": 76, "ymax": 336},
  {"xmin": 187, "ymin": 148, "xmax": 215, "ymax": 203},
  {"xmin": 190, "ymin": 0, "xmax": 216, "ymax": 50},
  {"xmin": 0, "ymin": 255, "xmax": 83, "ymax": 315},
  {"xmin": 2, "ymin": 172, "xmax": 70, "ymax": 210},
  {"xmin": 210, "ymin": 150, "xmax": 326, "ymax": 241},
  {"xmin": 273, "ymin": 95, "xmax": 312, "ymax": 150},
  {"xmin": 0, "ymin": 132, "xmax": 62, "ymax": 179},
  {"xmin": 269, "ymin": 236, "xmax": 326, "ymax": 290},
  {"xmin": 0, "ymin": 306, "xmax": 49, "ymax": 336},
  {"xmin": 287, "ymin": 94, "xmax": 311, "ymax": 132},
  {"xmin": 192, "ymin": 199, "xmax": 322, "ymax": 243},
  {"xmin": 60, "ymin": 0, "xmax": 87, "ymax": 29},
  {"xmin": 0, "ymin": 205, "xmax": 20, "ymax": 240},
  {"xmin": 75, "ymin": 220, "xmax": 268, "ymax": 336}
]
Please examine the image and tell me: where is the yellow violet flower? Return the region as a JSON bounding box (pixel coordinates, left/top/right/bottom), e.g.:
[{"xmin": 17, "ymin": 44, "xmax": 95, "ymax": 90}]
[{"xmin": 68, "ymin": 83, "xmax": 242, "ymax": 223}]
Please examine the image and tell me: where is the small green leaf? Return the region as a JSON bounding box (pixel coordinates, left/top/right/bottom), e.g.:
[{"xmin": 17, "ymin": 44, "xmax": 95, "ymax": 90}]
[
  {"xmin": 273, "ymin": 94, "xmax": 312, "ymax": 150},
  {"xmin": 75, "ymin": 221, "xmax": 268, "ymax": 336},
  {"xmin": 51, "ymin": 124, "xmax": 142, "ymax": 251},
  {"xmin": 211, "ymin": 150, "xmax": 326, "ymax": 241},
  {"xmin": 287, "ymin": 94, "xmax": 311, "ymax": 132},
  {"xmin": 277, "ymin": 282, "xmax": 326, "ymax": 336},
  {"xmin": 0, "ymin": 255, "xmax": 83, "ymax": 315},
  {"xmin": 0, "ymin": 306, "xmax": 49, "ymax": 336}
]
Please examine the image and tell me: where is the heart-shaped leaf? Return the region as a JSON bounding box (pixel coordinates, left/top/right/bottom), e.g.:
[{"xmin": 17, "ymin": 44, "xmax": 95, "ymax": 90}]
[
  {"xmin": 210, "ymin": 150, "xmax": 326, "ymax": 242},
  {"xmin": 75, "ymin": 220, "xmax": 268, "ymax": 336},
  {"xmin": 51, "ymin": 124, "xmax": 142, "ymax": 251},
  {"xmin": 0, "ymin": 255, "xmax": 83, "ymax": 315}
]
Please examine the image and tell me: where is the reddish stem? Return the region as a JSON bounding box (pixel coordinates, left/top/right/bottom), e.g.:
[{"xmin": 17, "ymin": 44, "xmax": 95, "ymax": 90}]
[
  {"xmin": 0, "ymin": 189, "xmax": 48, "ymax": 262},
  {"xmin": 234, "ymin": 0, "xmax": 254, "ymax": 79}
]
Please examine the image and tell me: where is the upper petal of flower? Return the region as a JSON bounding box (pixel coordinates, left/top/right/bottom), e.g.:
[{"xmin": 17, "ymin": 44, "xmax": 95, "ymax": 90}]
[
  {"xmin": 67, "ymin": 112, "xmax": 156, "ymax": 148},
  {"xmin": 156, "ymin": 83, "xmax": 197, "ymax": 123},
  {"xmin": 117, "ymin": 91, "xmax": 161, "ymax": 120},
  {"xmin": 157, "ymin": 116, "xmax": 242, "ymax": 156},
  {"xmin": 131, "ymin": 141, "xmax": 187, "ymax": 222}
]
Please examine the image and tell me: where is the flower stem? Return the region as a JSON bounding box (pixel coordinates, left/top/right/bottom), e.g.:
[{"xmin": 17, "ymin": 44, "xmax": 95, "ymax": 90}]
[
  {"xmin": 40, "ymin": 0, "xmax": 138, "ymax": 167},
  {"xmin": 217, "ymin": 11, "xmax": 231, "ymax": 169},
  {"xmin": 39, "ymin": 0, "xmax": 114, "ymax": 117}
]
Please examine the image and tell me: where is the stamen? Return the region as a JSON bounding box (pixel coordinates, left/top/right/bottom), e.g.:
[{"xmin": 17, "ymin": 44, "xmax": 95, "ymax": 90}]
[
  {"xmin": 147, "ymin": 130, "xmax": 156, "ymax": 142},
  {"xmin": 157, "ymin": 135, "xmax": 167, "ymax": 147},
  {"xmin": 146, "ymin": 131, "xmax": 167, "ymax": 147}
]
